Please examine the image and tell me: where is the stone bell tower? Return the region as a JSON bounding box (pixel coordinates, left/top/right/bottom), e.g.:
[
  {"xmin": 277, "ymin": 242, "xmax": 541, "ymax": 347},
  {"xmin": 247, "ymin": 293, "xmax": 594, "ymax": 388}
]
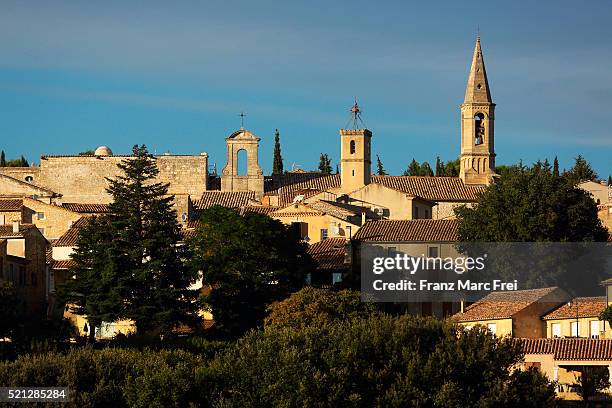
[
  {"xmin": 221, "ymin": 127, "xmax": 264, "ymax": 198},
  {"xmin": 459, "ymin": 36, "xmax": 496, "ymax": 185},
  {"xmin": 340, "ymin": 100, "xmax": 372, "ymax": 193}
]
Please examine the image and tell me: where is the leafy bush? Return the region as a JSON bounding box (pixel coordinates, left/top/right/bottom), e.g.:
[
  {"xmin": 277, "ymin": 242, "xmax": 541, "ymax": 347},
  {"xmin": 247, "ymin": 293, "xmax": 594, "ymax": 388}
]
[
  {"xmin": 0, "ymin": 348, "xmax": 208, "ymax": 407},
  {"xmin": 207, "ymin": 314, "xmax": 556, "ymax": 407},
  {"xmin": 264, "ymin": 287, "xmax": 377, "ymax": 330}
]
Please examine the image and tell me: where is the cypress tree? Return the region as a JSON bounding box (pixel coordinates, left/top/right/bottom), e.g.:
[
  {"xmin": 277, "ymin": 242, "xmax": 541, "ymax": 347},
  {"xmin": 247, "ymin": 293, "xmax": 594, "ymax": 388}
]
[
  {"xmin": 63, "ymin": 145, "xmax": 200, "ymax": 337},
  {"xmin": 0, "ymin": 150, "xmax": 5, "ymax": 167},
  {"xmin": 272, "ymin": 129, "xmax": 284, "ymax": 175},
  {"xmin": 420, "ymin": 161, "xmax": 434, "ymax": 177},
  {"xmin": 608, "ymin": 175, "xmax": 612, "ymax": 186},
  {"xmin": 376, "ymin": 155, "xmax": 387, "ymax": 175},
  {"xmin": 553, "ymin": 156, "xmax": 559, "ymax": 177},
  {"xmin": 435, "ymin": 156, "xmax": 443, "ymax": 176},
  {"xmin": 318, "ymin": 153, "xmax": 332, "ymax": 175},
  {"xmin": 403, "ymin": 159, "xmax": 421, "ymax": 176}
]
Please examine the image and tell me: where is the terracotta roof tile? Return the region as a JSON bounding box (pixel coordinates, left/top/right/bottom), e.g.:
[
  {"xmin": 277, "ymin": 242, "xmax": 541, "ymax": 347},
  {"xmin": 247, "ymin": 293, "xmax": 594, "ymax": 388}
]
[
  {"xmin": 0, "ymin": 223, "xmax": 38, "ymax": 238},
  {"xmin": 61, "ymin": 203, "xmax": 109, "ymax": 213},
  {"xmin": 521, "ymin": 338, "xmax": 612, "ymax": 360},
  {"xmin": 51, "ymin": 259, "xmax": 77, "ymax": 270},
  {"xmin": 307, "ymin": 237, "xmax": 348, "ymax": 271},
  {"xmin": 307, "ymin": 200, "xmax": 359, "ymax": 221},
  {"xmin": 372, "ymin": 176, "xmax": 486, "ymax": 202},
  {"xmin": 543, "ymin": 297, "xmax": 606, "ymax": 320},
  {"xmin": 193, "ymin": 191, "xmax": 256, "ymax": 210},
  {"xmin": 353, "ymin": 219, "xmax": 458, "ymax": 242},
  {"xmin": 0, "ymin": 199, "xmax": 23, "ymax": 211},
  {"xmin": 453, "ymin": 287, "xmax": 563, "ymax": 322},
  {"xmin": 53, "ymin": 217, "xmax": 92, "ymax": 247},
  {"xmin": 239, "ymin": 206, "xmax": 279, "ymax": 216},
  {"xmin": 270, "ymin": 211, "xmax": 323, "ymax": 218}
]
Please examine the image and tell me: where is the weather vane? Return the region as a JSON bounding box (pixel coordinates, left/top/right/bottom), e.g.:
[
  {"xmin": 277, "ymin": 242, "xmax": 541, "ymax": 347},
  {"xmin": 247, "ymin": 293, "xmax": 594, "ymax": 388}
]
[
  {"xmin": 346, "ymin": 97, "xmax": 365, "ymax": 129},
  {"xmin": 239, "ymin": 111, "xmax": 247, "ymax": 128}
]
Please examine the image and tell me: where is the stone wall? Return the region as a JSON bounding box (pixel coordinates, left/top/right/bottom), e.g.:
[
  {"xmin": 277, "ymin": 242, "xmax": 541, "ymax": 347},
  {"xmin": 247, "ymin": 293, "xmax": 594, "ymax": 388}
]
[{"xmin": 34, "ymin": 154, "xmax": 208, "ymax": 203}]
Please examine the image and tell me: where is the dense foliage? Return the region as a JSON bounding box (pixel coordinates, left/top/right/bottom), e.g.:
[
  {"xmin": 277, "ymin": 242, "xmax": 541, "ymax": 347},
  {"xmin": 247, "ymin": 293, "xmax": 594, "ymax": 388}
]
[
  {"xmin": 318, "ymin": 153, "xmax": 333, "ymax": 174},
  {"xmin": 0, "ymin": 150, "xmax": 29, "ymax": 167},
  {"xmin": 188, "ymin": 206, "xmax": 312, "ymax": 337},
  {"xmin": 405, "ymin": 157, "xmax": 459, "ymax": 177},
  {"xmin": 264, "ymin": 287, "xmax": 377, "ymax": 329},
  {"xmin": 272, "ymin": 128, "xmax": 283, "ymax": 175},
  {"xmin": 456, "ymin": 160, "xmax": 608, "ymax": 242},
  {"xmin": 61, "ymin": 145, "xmax": 200, "ymax": 337}
]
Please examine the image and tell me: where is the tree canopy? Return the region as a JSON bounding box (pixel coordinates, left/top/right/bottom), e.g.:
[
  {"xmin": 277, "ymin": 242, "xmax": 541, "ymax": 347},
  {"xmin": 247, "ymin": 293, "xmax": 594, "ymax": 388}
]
[
  {"xmin": 456, "ymin": 160, "xmax": 608, "ymax": 242},
  {"xmin": 318, "ymin": 153, "xmax": 333, "ymax": 174},
  {"xmin": 188, "ymin": 206, "xmax": 312, "ymax": 337},
  {"xmin": 376, "ymin": 155, "xmax": 387, "ymax": 175},
  {"xmin": 272, "ymin": 129, "xmax": 283, "ymax": 175},
  {"xmin": 563, "ymin": 154, "xmax": 599, "ymax": 185},
  {"xmin": 62, "ymin": 145, "xmax": 200, "ymax": 337}
]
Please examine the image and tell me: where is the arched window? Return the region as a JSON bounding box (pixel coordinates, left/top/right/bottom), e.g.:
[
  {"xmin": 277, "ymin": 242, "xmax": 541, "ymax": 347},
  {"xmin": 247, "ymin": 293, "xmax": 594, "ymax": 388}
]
[
  {"xmin": 474, "ymin": 113, "xmax": 485, "ymax": 145},
  {"xmin": 237, "ymin": 149, "xmax": 248, "ymax": 176},
  {"xmin": 25, "ymin": 176, "xmax": 33, "ymax": 182},
  {"xmin": 350, "ymin": 140, "xmax": 356, "ymax": 154}
]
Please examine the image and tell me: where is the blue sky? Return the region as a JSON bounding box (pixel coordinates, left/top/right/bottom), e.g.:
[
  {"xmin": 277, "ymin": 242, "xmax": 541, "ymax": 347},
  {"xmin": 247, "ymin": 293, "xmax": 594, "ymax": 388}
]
[{"xmin": 0, "ymin": 1, "xmax": 610, "ymax": 177}]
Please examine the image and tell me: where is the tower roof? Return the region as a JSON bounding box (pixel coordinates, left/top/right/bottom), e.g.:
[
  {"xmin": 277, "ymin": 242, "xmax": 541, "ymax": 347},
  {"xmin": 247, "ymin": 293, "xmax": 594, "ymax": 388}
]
[{"xmin": 463, "ymin": 36, "xmax": 492, "ymax": 104}]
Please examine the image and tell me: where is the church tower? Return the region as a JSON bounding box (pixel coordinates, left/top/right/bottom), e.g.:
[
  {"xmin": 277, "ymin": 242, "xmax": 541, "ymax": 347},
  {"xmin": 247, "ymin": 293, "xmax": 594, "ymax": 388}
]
[
  {"xmin": 459, "ymin": 36, "xmax": 496, "ymax": 185},
  {"xmin": 340, "ymin": 101, "xmax": 372, "ymax": 193},
  {"xmin": 221, "ymin": 127, "xmax": 264, "ymax": 198}
]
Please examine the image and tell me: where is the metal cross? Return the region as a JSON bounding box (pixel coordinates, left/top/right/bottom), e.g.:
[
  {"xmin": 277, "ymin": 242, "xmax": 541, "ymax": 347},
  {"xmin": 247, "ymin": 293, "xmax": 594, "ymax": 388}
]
[{"xmin": 239, "ymin": 112, "xmax": 247, "ymax": 128}]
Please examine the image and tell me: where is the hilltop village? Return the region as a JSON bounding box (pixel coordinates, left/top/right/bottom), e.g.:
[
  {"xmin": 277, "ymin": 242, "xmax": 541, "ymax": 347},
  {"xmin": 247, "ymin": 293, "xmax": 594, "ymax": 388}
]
[{"xmin": 1, "ymin": 37, "xmax": 612, "ymax": 401}]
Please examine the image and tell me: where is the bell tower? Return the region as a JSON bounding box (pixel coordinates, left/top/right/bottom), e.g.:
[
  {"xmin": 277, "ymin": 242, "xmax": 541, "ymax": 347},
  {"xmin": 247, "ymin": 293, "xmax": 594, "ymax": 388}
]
[
  {"xmin": 340, "ymin": 100, "xmax": 372, "ymax": 193},
  {"xmin": 460, "ymin": 36, "xmax": 496, "ymax": 185},
  {"xmin": 221, "ymin": 127, "xmax": 264, "ymax": 198}
]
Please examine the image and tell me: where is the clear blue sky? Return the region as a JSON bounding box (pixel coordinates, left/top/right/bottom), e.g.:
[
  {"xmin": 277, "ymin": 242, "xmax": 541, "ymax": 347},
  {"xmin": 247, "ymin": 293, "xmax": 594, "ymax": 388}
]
[{"xmin": 1, "ymin": 1, "xmax": 610, "ymax": 177}]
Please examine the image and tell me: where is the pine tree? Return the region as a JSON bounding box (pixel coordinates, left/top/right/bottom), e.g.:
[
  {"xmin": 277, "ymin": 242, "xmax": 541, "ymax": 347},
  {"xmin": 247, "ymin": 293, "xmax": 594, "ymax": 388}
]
[
  {"xmin": 272, "ymin": 129, "xmax": 284, "ymax": 175},
  {"xmin": 62, "ymin": 145, "xmax": 200, "ymax": 337},
  {"xmin": 564, "ymin": 154, "xmax": 598, "ymax": 185},
  {"xmin": 553, "ymin": 156, "xmax": 560, "ymax": 177},
  {"xmin": 403, "ymin": 159, "xmax": 421, "ymax": 176},
  {"xmin": 0, "ymin": 151, "xmax": 5, "ymax": 167},
  {"xmin": 435, "ymin": 157, "xmax": 443, "ymax": 176},
  {"xmin": 420, "ymin": 161, "xmax": 434, "ymax": 177},
  {"xmin": 318, "ymin": 153, "xmax": 332, "ymax": 174},
  {"xmin": 376, "ymin": 155, "xmax": 387, "ymax": 175}
]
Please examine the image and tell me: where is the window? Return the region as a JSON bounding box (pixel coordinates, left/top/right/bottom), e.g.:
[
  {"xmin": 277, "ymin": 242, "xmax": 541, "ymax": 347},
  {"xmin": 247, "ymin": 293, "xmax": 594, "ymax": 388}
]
[
  {"xmin": 332, "ymin": 273, "xmax": 343, "ymax": 285},
  {"xmin": 428, "ymin": 246, "xmax": 439, "ymax": 258},
  {"xmin": 551, "ymin": 323, "xmax": 561, "ymax": 338},
  {"xmin": 487, "ymin": 323, "xmax": 497, "ymax": 335},
  {"xmin": 590, "ymin": 320, "xmax": 601, "ymax": 339},
  {"xmin": 320, "ymin": 229, "xmax": 328, "ymax": 241},
  {"xmin": 0, "ymin": 215, "xmax": 4, "ymax": 224},
  {"xmin": 349, "ymin": 140, "xmax": 355, "ymax": 154},
  {"xmin": 413, "ymin": 207, "xmax": 419, "ymax": 219},
  {"xmin": 25, "ymin": 176, "xmax": 33, "ymax": 182},
  {"xmin": 36, "ymin": 212, "xmax": 45, "ymax": 220},
  {"xmin": 424, "ymin": 209, "xmax": 430, "ymax": 219},
  {"xmin": 571, "ymin": 321, "xmax": 579, "ymax": 337}
]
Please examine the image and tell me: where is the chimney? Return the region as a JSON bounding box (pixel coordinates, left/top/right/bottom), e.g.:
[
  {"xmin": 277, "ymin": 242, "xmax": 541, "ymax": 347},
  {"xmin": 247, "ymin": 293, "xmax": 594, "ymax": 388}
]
[{"xmin": 12, "ymin": 220, "xmax": 20, "ymax": 234}]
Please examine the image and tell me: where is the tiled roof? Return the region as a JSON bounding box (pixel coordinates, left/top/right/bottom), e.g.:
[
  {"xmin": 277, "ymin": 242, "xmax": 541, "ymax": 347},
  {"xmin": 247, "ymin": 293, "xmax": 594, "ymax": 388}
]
[
  {"xmin": 269, "ymin": 211, "xmax": 323, "ymax": 218},
  {"xmin": 193, "ymin": 191, "xmax": 256, "ymax": 210},
  {"xmin": 180, "ymin": 229, "xmax": 197, "ymax": 240},
  {"xmin": 53, "ymin": 217, "xmax": 92, "ymax": 247},
  {"xmin": 372, "ymin": 176, "xmax": 486, "ymax": 202},
  {"xmin": 522, "ymin": 338, "xmax": 612, "ymax": 360},
  {"xmin": 51, "ymin": 259, "xmax": 77, "ymax": 270},
  {"xmin": 0, "ymin": 198, "xmax": 23, "ymax": 211},
  {"xmin": 307, "ymin": 237, "xmax": 348, "ymax": 271},
  {"xmin": 0, "ymin": 223, "xmax": 37, "ymax": 238},
  {"xmin": 61, "ymin": 203, "xmax": 109, "ymax": 213},
  {"xmin": 0, "ymin": 173, "xmax": 58, "ymax": 195},
  {"xmin": 307, "ymin": 200, "xmax": 359, "ymax": 222},
  {"xmin": 453, "ymin": 287, "xmax": 563, "ymax": 322},
  {"xmin": 239, "ymin": 206, "xmax": 279, "ymax": 215},
  {"xmin": 275, "ymin": 174, "xmax": 341, "ymax": 206},
  {"xmin": 353, "ymin": 219, "xmax": 458, "ymax": 242},
  {"xmin": 543, "ymin": 297, "xmax": 606, "ymax": 320},
  {"xmin": 264, "ymin": 172, "xmax": 333, "ymax": 193}
]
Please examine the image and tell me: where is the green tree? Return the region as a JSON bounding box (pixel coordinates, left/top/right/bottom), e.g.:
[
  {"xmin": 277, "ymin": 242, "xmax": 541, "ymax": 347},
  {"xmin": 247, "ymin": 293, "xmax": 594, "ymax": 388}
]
[
  {"xmin": 62, "ymin": 145, "xmax": 200, "ymax": 337},
  {"xmin": 455, "ymin": 161, "xmax": 608, "ymax": 242},
  {"xmin": 318, "ymin": 153, "xmax": 332, "ymax": 174},
  {"xmin": 0, "ymin": 150, "xmax": 5, "ymax": 166},
  {"xmin": 376, "ymin": 155, "xmax": 387, "ymax": 175},
  {"xmin": 272, "ymin": 129, "xmax": 283, "ymax": 175},
  {"xmin": 5, "ymin": 155, "xmax": 29, "ymax": 167},
  {"xmin": 420, "ymin": 161, "xmax": 434, "ymax": 176},
  {"xmin": 0, "ymin": 283, "xmax": 24, "ymax": 339},
  {"xmin": 264, "ymin": 287, "xmax": 377, "ymax": 330},
  {"xmin": 564, "ymin": 154, "xmax": 598, "ymax": 185},
  {"xmin": 552, "ymin": 156, "xmax": 559, "ymax": 177},
  {"xmin": 188, "ymin": 206, "xmax": 312, "ymax": 337},
  {"xmin": 608, "ymin": 175, "xmax": 612, "ymax": 186},
  {"xmin": 208, "ymin": 315, "xmax": 556, "ymax": 407},
  {"xmin": 403, "ymin": 158, "xmax": 421, "ymax": 176},
  {"xmin": 435, "ymin": 156, "xmax": 443, "ymax": 176},
  {"xmin": 79, "ymin": 150, "xmax": 95, "ymax": 156},
  {"xmin": 576, "ymin": 366, "xmax": 610, "ymax": 402}
]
